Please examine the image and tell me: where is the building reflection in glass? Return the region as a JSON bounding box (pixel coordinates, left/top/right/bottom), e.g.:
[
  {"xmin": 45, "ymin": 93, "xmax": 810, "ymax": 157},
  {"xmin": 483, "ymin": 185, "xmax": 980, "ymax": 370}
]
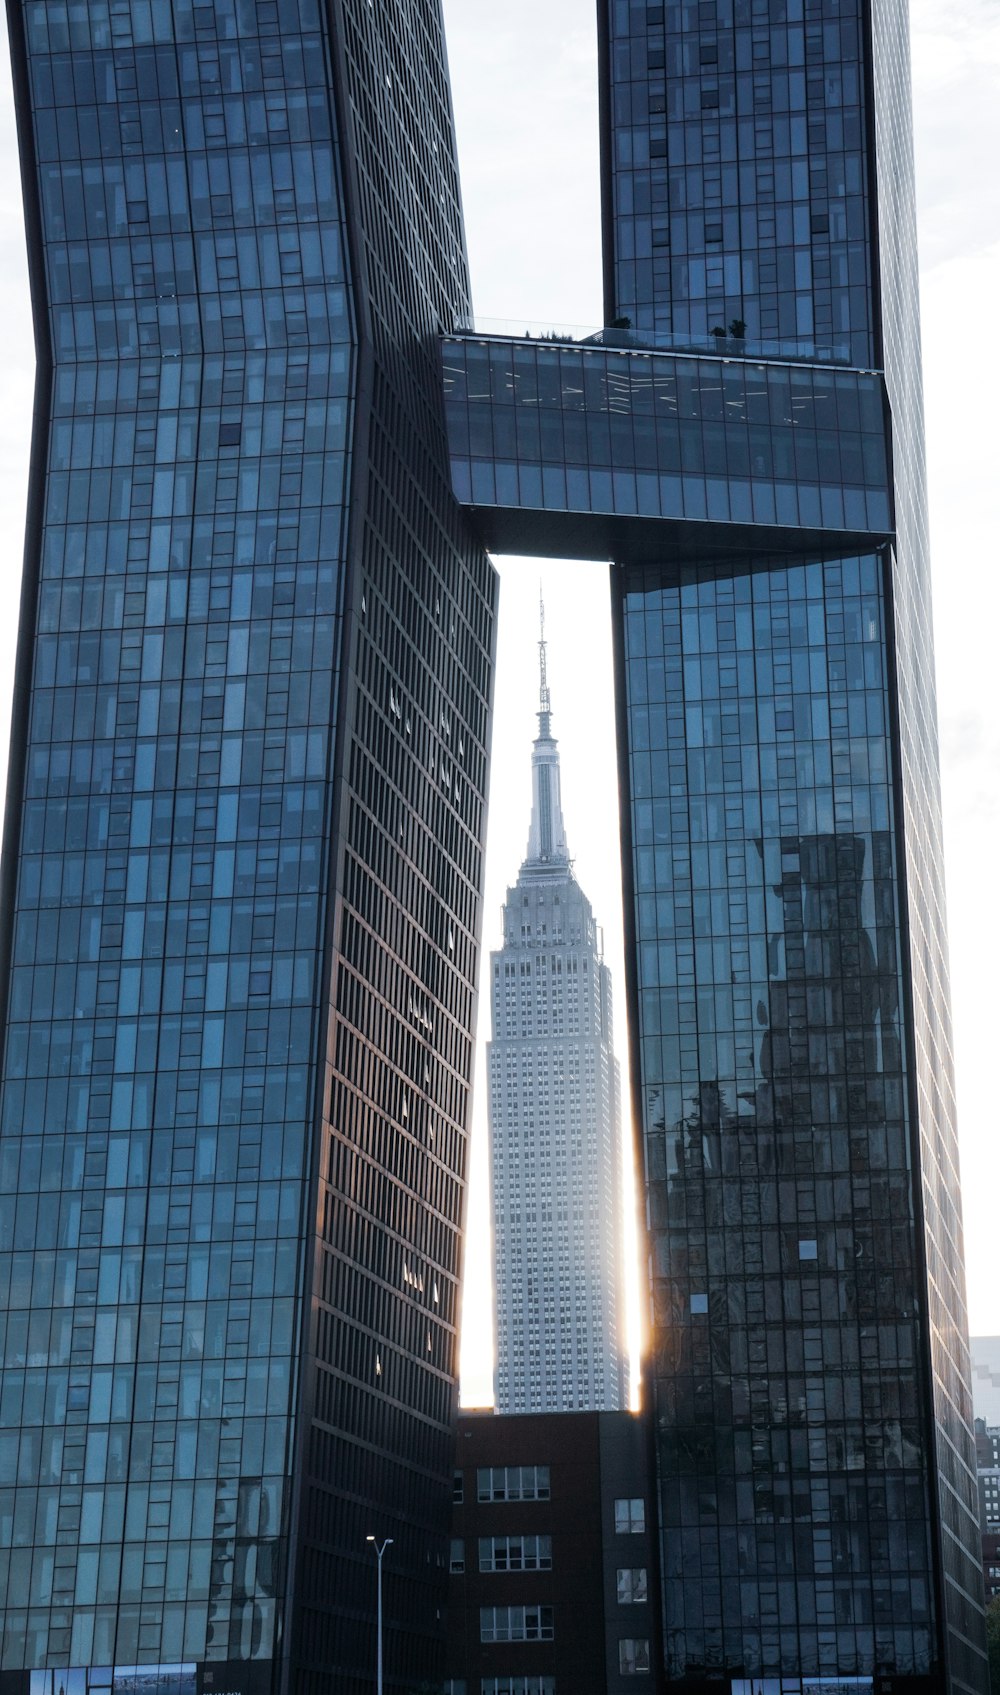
[{"xmin": 625, "ymin": 550, "xmax": 936, "ymax": 1681}]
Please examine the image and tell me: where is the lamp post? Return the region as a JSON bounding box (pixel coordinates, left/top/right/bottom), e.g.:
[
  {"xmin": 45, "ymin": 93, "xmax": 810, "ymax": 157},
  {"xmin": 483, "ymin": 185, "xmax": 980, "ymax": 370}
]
[{"xmin": 366, "ymin": 1534, "xmax": 393, "ymax": 1695}]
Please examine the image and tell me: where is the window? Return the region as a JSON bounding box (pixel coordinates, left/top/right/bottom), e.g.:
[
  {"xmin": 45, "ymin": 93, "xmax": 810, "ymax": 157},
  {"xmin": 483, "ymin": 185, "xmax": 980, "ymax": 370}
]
[
  {"xmin": 614, "ymin": 1498, "xmax": 645, "ymax": 1534},
  {"xmin": 479, "ymin": 1534, "xmax": 552, "ymax": 1573},
  {"xmin": 617, "ymin": 1568, "xmax": 648, "ymax": 1604},
  {"xmin": 453, "ymin": 1470, "xmax": 464, "ymax": 1503},
  {"xmin": 477, "ymin": 1465, "xmax": 550, "ymax": 1503},
  {"xmin": 450, "ymin": 1539, "xmax": 465, "ymax": 1573},
  {"xmin": 480, "ymin": 1606, "xmax": 554, "ymax": 1643},
  {"xmin": 480, "ymin": 1681, "xmax": 555, "ymax": 1695},
  {"xmin": 443, "ymin": 1684, "xmax": 467, "ymax": 1695},
  {"xmin": 619, "ymin": 1639, "xmax": 650, "ymax": 1675}
]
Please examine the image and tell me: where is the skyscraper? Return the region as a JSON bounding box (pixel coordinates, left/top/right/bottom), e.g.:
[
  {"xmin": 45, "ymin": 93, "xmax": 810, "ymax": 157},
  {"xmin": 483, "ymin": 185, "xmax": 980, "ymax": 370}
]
[
  {"xmin": 440, "ymin": 0, "xmax": 987, "ymax": 1691},
  {"xmin": 488, "ymin": 612, "xmax": 625, "ymax": 1415},
  {"xmin": 0, "ymin": 0, "xmax": 986, "ymax": 1693},
  {"xmin": 0, "ymin": 4, "xmax": 494, "ymax": 1694}
]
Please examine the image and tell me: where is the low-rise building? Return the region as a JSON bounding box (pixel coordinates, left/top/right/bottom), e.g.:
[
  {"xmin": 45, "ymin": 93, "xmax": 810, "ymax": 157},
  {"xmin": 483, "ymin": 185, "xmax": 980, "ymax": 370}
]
[
  {"xmin": 974, "ymin": 1419, "xmax": 1000, "ymax": 1603},
  {"xmin": 447, "ymin": 1410, "xmax": 656, "ymax": 1695}
]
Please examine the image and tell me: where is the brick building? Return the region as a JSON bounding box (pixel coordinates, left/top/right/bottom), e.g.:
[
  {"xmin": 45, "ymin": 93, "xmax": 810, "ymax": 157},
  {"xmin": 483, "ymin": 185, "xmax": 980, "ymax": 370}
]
[{"xmin": 446, "ymin": 1411, "xmax": 655, "ymax": 1694}]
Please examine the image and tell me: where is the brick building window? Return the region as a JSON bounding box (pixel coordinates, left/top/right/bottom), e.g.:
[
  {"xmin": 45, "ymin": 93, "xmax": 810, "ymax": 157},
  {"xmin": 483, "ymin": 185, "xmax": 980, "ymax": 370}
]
[
  {"xmin": 614, "ymin": 1497, "xmax": 645, "ymax": 1533},
  {"xmin": 480, "ymin": 1605, "xmax": 554, "ymax": 1643},
  {"xmin": 619, "ymin": 1638, "xmax": 651, "ymax": 1674}
]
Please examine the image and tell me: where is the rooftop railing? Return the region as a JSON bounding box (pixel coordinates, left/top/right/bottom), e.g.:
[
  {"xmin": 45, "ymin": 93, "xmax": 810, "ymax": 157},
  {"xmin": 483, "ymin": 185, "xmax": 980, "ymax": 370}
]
[{"xmin": 450, "ymin": 315, "xmax": 864, "ymax": 370}]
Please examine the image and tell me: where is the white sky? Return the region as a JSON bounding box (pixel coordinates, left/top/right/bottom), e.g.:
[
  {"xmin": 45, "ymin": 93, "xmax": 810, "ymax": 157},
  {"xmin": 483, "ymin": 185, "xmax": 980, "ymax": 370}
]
[{"xmin": 0, "ymin": 5, "xmax": 997, "ymax": 1407}]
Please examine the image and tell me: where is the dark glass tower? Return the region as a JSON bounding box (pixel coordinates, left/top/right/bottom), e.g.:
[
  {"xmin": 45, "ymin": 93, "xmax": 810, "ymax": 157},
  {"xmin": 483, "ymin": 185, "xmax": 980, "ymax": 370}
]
[
  {"xmin": 0, "ymin": 4, "xmax": 494, "ymax": 1695},
  {"xmin": 602, "ymin": 3, "xmax": 985, "ymax": 1692},
  {"xmin": 439, "ymin": 1, "xmax": 986, "ymax": 1693}
]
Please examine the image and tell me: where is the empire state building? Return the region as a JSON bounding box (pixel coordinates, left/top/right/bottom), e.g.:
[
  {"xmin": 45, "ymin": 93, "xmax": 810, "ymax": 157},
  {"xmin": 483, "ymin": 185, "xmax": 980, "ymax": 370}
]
[{"xmin": 488, "ymin": 611, "xmax": 626, "ymax": 1414}]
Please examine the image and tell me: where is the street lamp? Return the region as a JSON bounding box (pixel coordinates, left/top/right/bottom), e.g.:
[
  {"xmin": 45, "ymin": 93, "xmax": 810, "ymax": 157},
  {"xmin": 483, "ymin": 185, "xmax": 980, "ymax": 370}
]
[{"xmin": 366, "ymin": 1534, "xmax": 393, "ymax": 1695}]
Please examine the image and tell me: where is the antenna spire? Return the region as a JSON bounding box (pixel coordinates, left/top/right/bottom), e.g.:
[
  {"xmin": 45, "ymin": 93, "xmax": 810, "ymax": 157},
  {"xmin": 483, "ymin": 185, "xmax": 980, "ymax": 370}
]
[
  {"xmin": 538, "ymin": 587, "xmax": 551, "ymax": 731},
  {"xmin": 524, "ymin": 588, "xmax": 569, "ymax": 867}
]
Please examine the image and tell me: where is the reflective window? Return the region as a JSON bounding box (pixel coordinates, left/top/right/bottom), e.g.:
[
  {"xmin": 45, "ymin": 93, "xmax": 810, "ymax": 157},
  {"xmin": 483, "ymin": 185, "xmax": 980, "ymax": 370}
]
[
  {"xmin": 480, "ymin": 1681, "xmax": 555, "ymax": 1695},
  {"xmin": 619, "ymin": 1639, "xmax": 651, "ymax": 1675},
  {"xmin": 477, "ymin": 1465, "xmax": 551, "ymax": 1503},
  {"xmin": 479, "ymin": 1535, "xmax": 552, "ymax": 1573},
  {"xmin": 617, "ymin": 1568, "xmax": 648, "ymax": 1604},
  {"xmin": 479, "ymin": 1607, "xmax": 554, "ymax": 1644},
  {"xmin": 614, "ymin": 1497, "xmax": 646, "ymax": 1534}
]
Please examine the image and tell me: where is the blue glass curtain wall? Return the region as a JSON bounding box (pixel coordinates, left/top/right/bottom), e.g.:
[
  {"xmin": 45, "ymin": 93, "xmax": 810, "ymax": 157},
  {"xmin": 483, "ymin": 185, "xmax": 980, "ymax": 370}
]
[
  {"xmin": 598, "ymin": 0, "xmax": 987, "ymax": 1685},
  {"xmin": 0, "ymin": 0, "xmax": 354, "ymax": 1672},
  {"xmin": 621, "ymin": 551, "xmax": 938, "ymax": 1681},
  {"xmin": 604, "ymin": 0, "xmax": 876, "ymax": 367},
  {"xmin": 443, "ymin": 336, "xmax": 890, "ymax": 541}
]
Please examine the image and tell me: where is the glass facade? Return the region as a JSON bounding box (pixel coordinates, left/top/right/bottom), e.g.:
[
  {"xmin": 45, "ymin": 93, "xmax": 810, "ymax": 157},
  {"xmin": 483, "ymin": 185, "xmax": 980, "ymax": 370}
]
[
  {"xmin": 1, "ymin": 0, "xmax": 353, "ymax": 1676},
  {"xmin": 0, "ymin": 2, "xmax": 496, "ymax": 1694},
  {"xmin": 436, "ymin": 0, "xmax": 982, "ymax": 1690},
  {"xmin": 866, "ymin": 0, "xmax": 985, "ymax": 1683},
  {"xmin": 1, "ymin": 0, "xmax": 983, "ymax": 1691},
  {"xmin": 596, "ymin": 0, "xmax": 985, "ymax": 1691},
  {"xmin": 442, "ymin": 336, "xmax": 890, "ymax": 549},
  {"xmin": 602, "ymin": 0, "xmax": 875, "ymax": 364},
  {"xmin": 622, "ymin": 550, "xmax": 936, "ymax": 1679}
]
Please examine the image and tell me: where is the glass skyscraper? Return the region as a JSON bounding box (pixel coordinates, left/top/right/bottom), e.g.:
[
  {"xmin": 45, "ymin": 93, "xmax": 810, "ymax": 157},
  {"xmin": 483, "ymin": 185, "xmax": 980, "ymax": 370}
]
[
  {"xmin": 441, "ymin": 0, "xmax": 986, "ymax": 1693},
  {"xmin": 0, "ymin": 3, "xmax": 495, "ymax": 1695},
  {"xmin": 1, "ymin": 1, "xmax": 986, "ymax": 1694},
  {"xmin": 603, "ymin": 1, "xmax": 985, "ymax": 1689}
]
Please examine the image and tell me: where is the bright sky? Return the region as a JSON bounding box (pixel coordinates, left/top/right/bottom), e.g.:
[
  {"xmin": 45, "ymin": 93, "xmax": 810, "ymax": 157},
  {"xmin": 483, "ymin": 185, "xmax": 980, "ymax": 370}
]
[{"xmin": 0, "ymin": 5, "xmax": 997, "ymax": 1408}]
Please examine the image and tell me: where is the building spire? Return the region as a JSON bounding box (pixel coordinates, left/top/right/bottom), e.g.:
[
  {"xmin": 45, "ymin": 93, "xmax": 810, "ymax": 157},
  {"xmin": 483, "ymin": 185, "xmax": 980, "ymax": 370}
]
[
  {"xmin": 525, "ymin": 592, "xmax": 570, "ymax": 870},
  {"xmin": 538, "ymin": 587, "xmax": 551, "ymax": 735}
]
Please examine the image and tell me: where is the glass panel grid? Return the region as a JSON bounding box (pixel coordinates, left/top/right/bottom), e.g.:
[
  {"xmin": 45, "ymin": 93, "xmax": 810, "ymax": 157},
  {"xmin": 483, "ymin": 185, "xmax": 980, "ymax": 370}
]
[
  {"xmin": 442, "ymin": 339, "xmax": 890, "ymax": 537},
  {"xmin": 623, "ymin": 550, "xmax": 937, "ymax": 1681},
  {"xmin": 1, "ymin": 0, "xmax": 351, "ymax": 1674}
]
